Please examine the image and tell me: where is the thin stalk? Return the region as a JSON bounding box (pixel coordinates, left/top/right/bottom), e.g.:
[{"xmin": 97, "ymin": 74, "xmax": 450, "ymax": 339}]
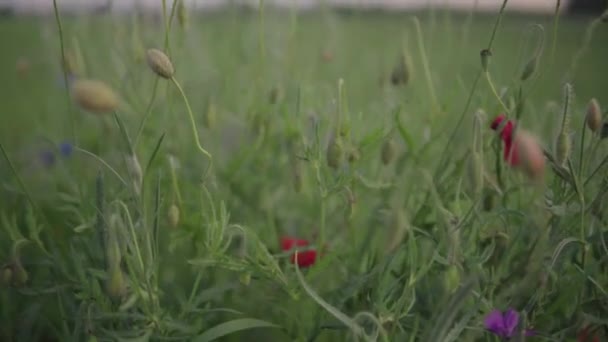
[
  {"xmin": 53, "ymin": 0, "xmax": 76, "ymax": 143},
  {"xmin": 485, "ymin": 72, "xmax": 510, "ymax": 115},
  {"xmin": 413, "ymin": 17, "xmax": 439, "ymax": 113},
  {"xmin": 170, "ymin": 77, "xmax": 213, "ymax": 180},
  {"xmin": 134, "ymin": 0, "xmax": 178, "ymax": 148}
]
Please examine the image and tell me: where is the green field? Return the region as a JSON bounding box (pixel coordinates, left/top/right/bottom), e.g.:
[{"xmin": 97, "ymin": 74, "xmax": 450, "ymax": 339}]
[{"xmin": 1, "ymin": 4, "xmax": 608, "ymax": 341}]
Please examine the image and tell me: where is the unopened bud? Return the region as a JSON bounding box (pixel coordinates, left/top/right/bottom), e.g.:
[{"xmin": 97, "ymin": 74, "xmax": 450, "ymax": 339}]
[
  {"xmin": 146, "ymin": 49, "xmax": 175, "ymax": 79},
  {"xmin": 586, "ymin": 98, "xmax": 602, "ymax": 133},
  {"xmin": 106, "ymin": 266, "xmax": 126, "ymax": 300}
]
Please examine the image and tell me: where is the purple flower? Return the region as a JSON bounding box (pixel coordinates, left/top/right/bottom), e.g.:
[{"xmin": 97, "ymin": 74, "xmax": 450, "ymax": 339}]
[
  {"xmin": 58, "ymin": 141, "xmax": 73, "ymax": 157},
  {"xmin": 484, "ymin": 308, "xmax": 534, "ymax": 339}
]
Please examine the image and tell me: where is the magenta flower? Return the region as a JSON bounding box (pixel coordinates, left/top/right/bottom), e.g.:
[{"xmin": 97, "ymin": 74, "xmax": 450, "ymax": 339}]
[{"xmin": 484, "ymin": 308, "xmax": 534, "ymax": 340}]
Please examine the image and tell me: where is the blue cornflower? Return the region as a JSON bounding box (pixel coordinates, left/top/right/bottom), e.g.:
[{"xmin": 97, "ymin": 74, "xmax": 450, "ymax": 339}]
[{"xmin": 58, "ymin": 141, "xmax": 74, "ymax": 157}]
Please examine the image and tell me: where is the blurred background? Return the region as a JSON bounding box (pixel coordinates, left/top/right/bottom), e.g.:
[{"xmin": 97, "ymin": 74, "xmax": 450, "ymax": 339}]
[{"xmin": 0, "ymin": 0, "xmax": 605, "ymax": 15}]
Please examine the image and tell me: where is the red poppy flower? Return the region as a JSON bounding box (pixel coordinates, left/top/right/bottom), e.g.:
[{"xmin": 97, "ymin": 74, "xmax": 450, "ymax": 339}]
[
  {"xmin": 491, "ymin": 114, "xmax": 520, "ymax": 166},
  {"xmin": 578, "ymin": 325, "xmax": 601, "ymax": 342},
  {"xmin": 280, "ymin": 236, "xmax": 318, "ymax": 268}
]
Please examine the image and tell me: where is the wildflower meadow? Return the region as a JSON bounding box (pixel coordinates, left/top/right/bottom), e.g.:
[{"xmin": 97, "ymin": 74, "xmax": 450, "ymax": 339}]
[{"xmin": 1, "ymin": 1, "xmax": 608, "ymax": 341}]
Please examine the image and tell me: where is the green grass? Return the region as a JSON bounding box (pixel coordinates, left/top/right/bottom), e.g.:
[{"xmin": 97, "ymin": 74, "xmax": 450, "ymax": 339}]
[{"xmin": 1, "ymin": 3, "xmax": 608, "ymax": 341}]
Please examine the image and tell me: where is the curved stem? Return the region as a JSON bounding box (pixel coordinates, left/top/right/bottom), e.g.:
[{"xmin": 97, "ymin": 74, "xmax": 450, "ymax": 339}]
[
  {"xmin": 485, "ymin": 72, "xmax": 510, "ymax": 115},
  {"xmin": 171, "ymin": 77, "xmax": 213, "ymax": 179}
]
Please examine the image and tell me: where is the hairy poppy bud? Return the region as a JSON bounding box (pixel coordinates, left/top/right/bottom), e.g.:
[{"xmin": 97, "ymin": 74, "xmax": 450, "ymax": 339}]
[
  {"xmin": 71, "ymin": 79, "xmax": 120, "ymax": 114},
  {"xmin": 586, "ymin": 98, "xmax": 602, "ymax": 133},
  {"xmin": 106, "ymin": 266, "xmax": 126, "ymax": 300},
  {"xmin": 146, "ymin": 49, "xmax": 175, "ymax": 79}
]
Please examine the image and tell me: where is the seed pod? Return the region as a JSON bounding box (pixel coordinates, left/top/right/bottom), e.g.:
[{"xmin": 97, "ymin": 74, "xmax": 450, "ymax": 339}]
[
  {"xmin": 168, "ymin": 204, "xmax": 180, "ymax": 228},
  {"xmin": 1, "ymin": 265, "xmax": 12, "ymax": 286},
  {"xmin": 146, "ymin": 49, "xmax": 175, "ymax": 79},
  {"xmin": 203, "ymin": 101, "xmax": 217, "ymax": 129},
  {"xmin": 381, "ymin": 137, "xmax": 396, "ymax": 165},
  {"xmin": 12, "ymin": 260, "xmax": 28, "ymax": 287},
  {"xmin": 177, "ymin": 0, "xmax": 188, "ymax": 30},
  {"xmin": 106, "ymin": 266, "xmax": 126, "ymax": 300},
  {"xmin": 520, "ymin": 55, "xmax": 538, "ymax": 81},
  {"xmin": 515, "ymin": 130, "xmax": 546, "ymax": 181},
  {"xmin": 71, "ymin": 79, "xmax": 120, "ymax": 114},
  {"xmin": 586, "ymin": 98, "xmax": 602, "ymax": 133},
  {"xmin": 326, "ymin": 135, "xmax": 343, "ymax": 169},
  {"xmin": 555, "ymin": 132, "xmax": 571, "ymax": 167},
  {"xmin": 466, "ymin": 151, "xmax": 484, "ymax": 197},
  {"xmin": 480, "ymin": 49, "xmax": 492, "ymax": 72}
]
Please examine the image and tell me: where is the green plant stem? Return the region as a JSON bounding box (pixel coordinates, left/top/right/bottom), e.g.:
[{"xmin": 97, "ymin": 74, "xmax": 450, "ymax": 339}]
[
  {"xmin": 566, "ymin": 17, "xmax": 601, "ymax": 81},
  {"xmin": 550, "ymin": 0, "xmax": 561, "ymax": 69},
  {"xmin": 413, "ymin": 17, "xmax": 439, "ymax": 113},
  {"xmin": 578, "ymin": 119, "xmax": 587, "ymax": 176},
  {"xmin": 134, "ymin": 0, "xmax": 178, "ymax": 148},
  {"xmin": 171, "ymin": 77, "xmax": 213, "ymax": 179},
  {"xmin": 485, "ymin": 72, "xmax": 510, "ymax": 115},
  {"xmin": 53, "ymin": 0, "xmax": 76, "ymax": 144}
]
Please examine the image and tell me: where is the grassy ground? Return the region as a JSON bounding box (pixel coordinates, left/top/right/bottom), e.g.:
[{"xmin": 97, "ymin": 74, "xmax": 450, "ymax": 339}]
[{"xmin": 1, "ymin": 3, "xmax": 608, "ymax": 341}]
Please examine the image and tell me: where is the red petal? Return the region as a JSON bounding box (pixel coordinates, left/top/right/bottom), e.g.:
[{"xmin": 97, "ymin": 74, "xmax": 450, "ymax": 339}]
[
  {"xmin": 491, "ymin": 114, "xmax": 507, "ymax": 130},
  {"xmin": 290, "ymin": 250, "xmax": 317, "ymax": 268},
  {"xmin": 280, "ymin": 236, "xmax": 310, "ymax": 251}
]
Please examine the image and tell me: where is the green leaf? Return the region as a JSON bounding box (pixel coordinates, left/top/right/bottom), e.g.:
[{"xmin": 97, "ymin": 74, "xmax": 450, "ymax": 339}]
[{"xmin": 193, "ymin": 318, "xmax": 280, "ymax": 342}]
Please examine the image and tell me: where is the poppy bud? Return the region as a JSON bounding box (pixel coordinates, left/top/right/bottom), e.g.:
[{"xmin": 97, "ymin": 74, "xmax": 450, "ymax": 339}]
[
  {"xmin": 586, "ymin": 98, "xmax": 602, "ymax": 133},
  {"xmin": 106, "ymin": 266, "xmax": 126, "ymax": 300},
  {"xmin": 239, "ymin": 272, "xmax": 251, "ymax": 286},
  {"xmin": 146, "ymin": 49, "xmax": 175, "ymax": 79},
  {"xmin": 71, "ymin": 79, "xmax": 120, "ymax": 114},
  {"xmin": 555, "ymin": 132, "xmax": 571, "ymax": 167}
]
